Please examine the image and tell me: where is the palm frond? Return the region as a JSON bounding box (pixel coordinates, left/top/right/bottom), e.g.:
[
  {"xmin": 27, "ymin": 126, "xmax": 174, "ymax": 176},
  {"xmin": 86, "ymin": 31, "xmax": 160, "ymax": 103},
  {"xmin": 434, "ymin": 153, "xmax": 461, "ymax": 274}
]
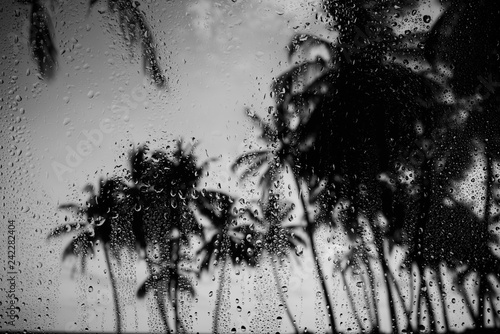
[
  {"xmin": 29, "ymin": 0, "xmax": 58, "ymax": 79},
  {"xmin": 47, "ymin": 222, "xmax": 83, "ymax": 238},
  {"xmin": 287, "ymin": 33, "xmax": 336, "ymax": 62}
]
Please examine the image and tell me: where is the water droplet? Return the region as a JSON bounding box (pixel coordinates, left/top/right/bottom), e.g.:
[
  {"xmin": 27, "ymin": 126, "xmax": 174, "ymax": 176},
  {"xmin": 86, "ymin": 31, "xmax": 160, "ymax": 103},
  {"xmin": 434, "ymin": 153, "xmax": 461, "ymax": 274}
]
[
  {"xmin": 423, "ymin": 15, "xmax": 431, "ymax": 23},
  {"xmin": 295, "ymin": 245, "xmax": 303, "ymax": 256}
]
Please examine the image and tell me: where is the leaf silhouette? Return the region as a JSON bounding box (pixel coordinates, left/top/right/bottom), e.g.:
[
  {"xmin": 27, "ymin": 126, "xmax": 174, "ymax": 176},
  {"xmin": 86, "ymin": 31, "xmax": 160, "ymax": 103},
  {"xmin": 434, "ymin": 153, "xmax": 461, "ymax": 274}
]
[
  {"xmin": 100, "ymin": 0, "xmax": 167, "ymax": 88},
  {"xmin": 29, "ymin": 0, "xmax": 58, "ymax": 79}
]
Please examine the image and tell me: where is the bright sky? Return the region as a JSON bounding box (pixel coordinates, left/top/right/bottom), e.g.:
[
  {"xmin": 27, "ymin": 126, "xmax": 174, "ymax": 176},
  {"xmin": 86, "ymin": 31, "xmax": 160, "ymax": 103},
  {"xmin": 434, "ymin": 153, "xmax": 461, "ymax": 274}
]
[{"xmin": 0, "ymin": 0, "xmax": 475, "ymax": 333}]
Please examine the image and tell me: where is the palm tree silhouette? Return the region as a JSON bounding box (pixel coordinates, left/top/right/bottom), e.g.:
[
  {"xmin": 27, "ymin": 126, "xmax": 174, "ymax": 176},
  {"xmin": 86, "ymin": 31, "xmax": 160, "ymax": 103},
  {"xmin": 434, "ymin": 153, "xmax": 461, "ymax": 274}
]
[
  {"xmin": 49, "ymin": 177, "xmax": 129, "ymax": 333},
  {"xmin": 127, "ymin": 141, "xmax": 206, "ymax": 333},
  {"xmin": 195, "ymin": 190, "xmax": 262, "ymax": 334},
  {"xmin": 422, "ymin": 0, "xmax": 500, "ymax": 330},
  {"xmin": 233, "ymin": 109, "xmax": 341, "ymax": 333},
  {"xmin": 125, "ymin": 145, "xmax": 172, "ymax": 332},
  {"xmin": 255, "ymin": 1, "xmax": 449, "ymax": 332},
  {"xmin": 243, "ymin": 193, "xmax": 305, "ymax": 334}
]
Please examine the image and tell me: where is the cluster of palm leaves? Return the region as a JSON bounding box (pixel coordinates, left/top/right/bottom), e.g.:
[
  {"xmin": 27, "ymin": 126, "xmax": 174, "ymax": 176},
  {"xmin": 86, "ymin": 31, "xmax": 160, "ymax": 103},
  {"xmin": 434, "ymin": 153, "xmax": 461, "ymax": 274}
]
[
  {"xmin": 49, "ymin": 140, "xmax": 305, "ymax": 333},
  {"xmin": 20, "ymin": 0, "xmax": 166, "ymax": 87},
  {"xmin": 47, "ymin": 0, "xmax": 500, "ymax": 333}
]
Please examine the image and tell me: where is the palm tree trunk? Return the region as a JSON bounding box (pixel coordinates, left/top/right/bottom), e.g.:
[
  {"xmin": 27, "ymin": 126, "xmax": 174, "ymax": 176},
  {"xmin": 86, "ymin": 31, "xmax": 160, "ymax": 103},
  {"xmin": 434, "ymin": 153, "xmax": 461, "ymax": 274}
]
[
  {"xmin": 387, "ymin": 268, "xmax": 412, "ymax": 332},
  {"xmin": 415, "ymin": 158, "xmax": 435, "ymax": 332},
  {"xmin": 363, "ymin": 261, "xmax": 380, "ymax": 330},
  {"xmin": 461, "ymin": 286, "xmax": 477, "ymax": 322},
  {"xmin": 477, "ymin": 147, "xmax": 493, "ymax": 329},
  {"xmin": 417, "ymin": 282, "xmax": 423, "ymax": 329},
  {"xmin": 477, "ymin": 273, "xmax": 487, "ymax": 329},
  {"xmin": 145, "ymin": 258, "xmax": 171, "ymax": 332},
  {"xmin": 174, "ymin": 278, "xmax": 183, "ymax": 333},
  {"xmin": 270, "ymin": 256, "xmax": 300, "ymax": 334},
  {"xmin": 309, "ymin": 231, "xmax": 338, "ymax": 334},
  {"xmin": 292, "ymin": 174, "xmax": 338, "ymax": 334},
  {"xmin": 490, "ymin": 292, "xmax": 500, "ymax": 328},
  {"xmin": 173, "ymin": 245, "xmax": 186, "ymax": 333},
  {"xmin": 423, "ymin": 274, "xmax": 437, "ymax": 333},
  {"xmin": 408, "ymin": 264, "xmax": 415, "ymax": 333},
  {"xmin": 213, "ymin": 257, "xmax": 228, "ymax": 334},
  {"xmin": 103, "ymin": 244, "xmax": 122, "ymax": 333},
  {"xmin": 156, "ymin": 290, "xmax": 171, "ymax": 333},
  {"xmin": 416, "ymin": 266, "xmax": 438, "ymax": 332},
  {"xmin": 373, "ymin": 229, "xmax": 399, "ymax": 332},
  {"xmin": 436, "ymin": 266, "xmax": 450, "ymax": 333},
  {"xmin": 341, "ymin": 268, "xmax": 364, "ymax": 331}
]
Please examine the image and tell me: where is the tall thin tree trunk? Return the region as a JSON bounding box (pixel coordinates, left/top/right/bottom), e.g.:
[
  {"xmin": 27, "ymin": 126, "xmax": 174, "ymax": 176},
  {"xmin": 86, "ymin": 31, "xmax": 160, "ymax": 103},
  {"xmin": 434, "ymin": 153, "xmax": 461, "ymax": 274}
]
[
  {"xmin": 213, "ymin": 257, "xmax": 228, "ymax": 334},
  {"xmin": 360, "ymin": 265, "xmax": 377, "ymax": 331},
  {"xmin": 417, "ymin": 282, "xmax": 423, "ymax": 330},
  {"xmin": 270, "ymin": 256, "xmax": 300, "ymax": 334},
  {"xmin": 477, "ymin": 273, "xmax": 487, "ymax": 329},
  {"xmin": 490, "ymin": 293, "xmax": 500, "ymax": 328},
  {"xmin": 341, "ymin": 268, "xmax": 364, "ymax": 331},
  {"xmin": 387, "ymin": 268, "xmax": 412, "ymax": 332},
  {"xmin": 174, "ymin": 279, "xmax": 182, "ymax": 333},
  {"xmin": 461, "ymin": 286, "xmax": 477, "ymax": 322},
  {"xmin": 373, "ymin": 229, "xmax": 399, "ymax": 332},
  {"xmin": 423, "ymin": 271, "xmax": 437, "ymax": 333},
  {"xmin": 416, "ymin": 266, "xmax": 437, "ymax": 332},
  {"xmin": 173, "ymin": 240, "xmax": 186, "ymax": 334},
  {"xmin": 156, "ymin": 290, "xmax": 171, "ymax": 333},
  {"xmin": 103, "ymin": 244, "xmax": 122, "ymax": 333},
  {"xmin": 436, "ymin": 266, "xmax": 450, "ymax": 333},
  {"xmin": 309, "ymin": 231, "xmax": 338, "ymax": 334},
  {"xmin": 415, "ymin": 158, "xmax": 434, "ymax": 332},
  {"xmin": 146, "ymin": 259, "xmax": 171, "ymax": 332},
  {"xmin": 293, "ymin": 174, "xmax": 338, "ymax": 334},
  {"xmin": 477, "ymin": 147, "xmax": 493, "ymax": 329},
  {"xmin": 408, "ymin": 265, "xmax": 415, "ymax": 333},
  {"xmin": 364, "ymin": 261, "xmax": 380, "ymax": 330}
]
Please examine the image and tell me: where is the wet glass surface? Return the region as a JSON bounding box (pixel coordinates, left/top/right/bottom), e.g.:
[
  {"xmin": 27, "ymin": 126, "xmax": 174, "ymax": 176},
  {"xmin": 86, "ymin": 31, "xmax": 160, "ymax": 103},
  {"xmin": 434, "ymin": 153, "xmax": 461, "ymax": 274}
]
[{"xmin": 1, "ymin": 0, "xmax": 500, "ymax": 333}]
